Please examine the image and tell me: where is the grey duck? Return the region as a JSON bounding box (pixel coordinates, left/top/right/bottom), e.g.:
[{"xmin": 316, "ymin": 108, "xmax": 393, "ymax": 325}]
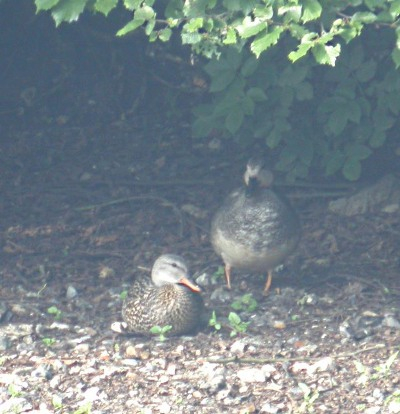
[
  {"xmin": 122, "ymin": 254, "xmax": 204, "ymax": 336},
  {"xmin": 211, "ymin": 158, "xmax": 300, "ymax": 294}
]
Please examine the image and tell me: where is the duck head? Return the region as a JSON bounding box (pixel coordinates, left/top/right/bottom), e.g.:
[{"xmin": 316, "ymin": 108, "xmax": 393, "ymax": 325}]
[{"xmin": 151, "ymin": 254, "xmax": 201, "ymax": 292}]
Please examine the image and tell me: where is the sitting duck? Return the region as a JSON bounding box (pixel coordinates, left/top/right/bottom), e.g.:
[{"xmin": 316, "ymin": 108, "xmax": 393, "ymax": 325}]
[
  {"xmin": 122, "ymin": 254, "xmax": 204, "ymax": 336},
  {"xmin": 211, "ymin": 158, "xmax": 300, "ymax": 295}
]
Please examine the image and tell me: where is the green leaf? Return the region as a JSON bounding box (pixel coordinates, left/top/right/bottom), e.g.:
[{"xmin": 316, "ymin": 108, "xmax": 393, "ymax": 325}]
[
  {"xmin": 295, "ymin": 81, "xmax": 313, "ymax": 100},
  {"xmin": 237, "ymin": 17, "xmax": 267, "ymax": 39},
  {"xmin": 302, "ymin": 0, "xmax": 322, "ymax": 23},
  {"xmin": 241, "ymin": 57, "xmax": 258, "ymax": 77},
  {"xmin": 327, "ymin": 106, "xmax": 349, "ymax": 136},
  {"xmin": 135, "ymin": 5, "xmax": 155, "ymax": 20},
  {"xmin": 192, "ymin": 116, "xmax": 215, "ymax": 138},
  {"xmin": 250, "ymin": 27, "xmax": 283, "ymax": 58},
  {"xmin": 228, "ymin": 312, "xmax": 241, "ymax": 325},
  {"xmin": 181, "ymin": 32, "xmax": 202, "ymax": 45},
  {"xmin": 278, "ymin": 5, "xmax": 302, "ymax": 22},
  {"xmin": 186, "ymin": 17, "xmax": 204, "ymax": 32},
  {"xmin": 209, "ymin": 71, "xmax": 236, "ymax": 93},
  {"xmin": 288, "ymin": 42, "xmax": 313, "ymax": 62},
  {"xmin": 390, "ymin": 0, "xmax": 400, "ymax": 17},
  {"xmin": 356, "ymin": 59, "xmax": 377, "ymax": 83},
  {"xmin": 51, "ymin": 0, "xmax": 88, "ymax": 26},
  {"xmin": 369, "ymin": 130, "xmax": 386, "ymax": 148},
  {"xmin": 392, "ymin": 48, "xmax": 400, "ymax": 69},
  {"xmin": 94, "ymin": 0, "xmax": 118, "ymax": 15},
  {"xmin": 343, "ymin": 157, "xmax": 362, "ymax": 181},
  {"xmin": 254, "ymin": 5, "xmax": 273, "ymax": 19},
  {"xmin": 225, "ymin": 106, "xmax": 244, "ymax": 134},
  {"xmin": 222, "ymin": 0, "xmax": 242, "ymax": 11},
  {"xmin": 123, "ymin": 0, "xmax": 142, "ymax": 10},
  {"xmin": 325, "ymin": 150, "xmax": 345, "ymax": 176},
  {"xmin": 145, "ymin": 18, "xmax": 156, "ymax": 35},
  {"xmin": 158, "ymin": 27, "xmax": 172, "ymax": 42},
  {"xmin": 35, "ymin": 0, "xmax": 60, "ymax": 11},
  {"xmin": 223, "ymin": 28, "xmax": 237, "ymax": 45},
  {"xmin": 365, "ymin": 0, "xmax": 385, "ymax": 9},
  {"xmin": 247, "ymin": 87, "xmax": 267, "ymax": 102},
  {"xmin": 351, "ymin": 11, "xmax": 377, "ymax": 23},
  {"xmin": 345, "ymin": 143, "xmax": 372, "ymax": 160},
  {"xmin": 117, "ymin": 18, "xmax": 145, "ymax": 36},
  {"xmin": 312, "ymin": 43, "xmax": 341, "ymax": 66}
]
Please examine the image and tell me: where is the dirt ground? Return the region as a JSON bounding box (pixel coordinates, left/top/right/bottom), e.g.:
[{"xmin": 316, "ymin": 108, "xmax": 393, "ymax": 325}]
[{"xmin": 1, "ymin": 4, "xmax": 400, "ymax": 414}]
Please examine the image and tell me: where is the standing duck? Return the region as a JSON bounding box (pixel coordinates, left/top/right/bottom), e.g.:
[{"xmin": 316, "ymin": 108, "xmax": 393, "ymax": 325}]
[
  {"xmin": 122, "ymin": 254, "xmax": 204, "ymax": 336},
  {"xmin": 211, "ymin": 158, "xmax": 300, "ymax": 295}
]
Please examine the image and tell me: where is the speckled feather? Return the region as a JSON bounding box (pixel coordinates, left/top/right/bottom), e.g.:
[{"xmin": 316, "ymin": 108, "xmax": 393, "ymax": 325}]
[
  {"xmin": 211, "ymin": 159, "xmax": 300, "ymax": 273},
  {"xmin": 122, "ymin": 255, "xmax": 204, "ymax": 336}
]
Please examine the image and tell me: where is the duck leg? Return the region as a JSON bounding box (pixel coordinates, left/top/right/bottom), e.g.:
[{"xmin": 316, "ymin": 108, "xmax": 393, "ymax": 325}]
[
  {"xmin": 225, "ymin": 263, "xmax": 232, "ymax": 289},
  {"xmin": 262, "ymin": 270, "xmax": 272, "ymax": 296}
]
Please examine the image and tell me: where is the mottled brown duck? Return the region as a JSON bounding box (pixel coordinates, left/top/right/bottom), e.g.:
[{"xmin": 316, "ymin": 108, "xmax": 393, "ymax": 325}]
[
  {"xmin": 211, "ymin": 158, "xmax": 300, "ymax": 295},
  {"xmin": 122, "ymin": 254, "xmax": 204, "ymax": 336}
]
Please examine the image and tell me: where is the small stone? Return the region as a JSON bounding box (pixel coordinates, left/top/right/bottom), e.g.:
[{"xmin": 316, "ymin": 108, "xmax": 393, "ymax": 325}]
[
  {"xmin": 74, "ymin": 343, "xmax": 90, "ymax": 353},
  {"xmin": 239, "ymin": 403, "xmax": 256, "ymax": 413},
  {"xmin": 99, "ymin": 266, "xmax": 115, "ymax": 279},
  {"xmin": 272, "ymin": 320, "xmax": 286, "ymax": 329},
  {"xmin": 196, "ymin": 272, "xmax": 211, "ymax": 287},
  {"xmin": 364, "ymin": 407, "xmax": 381, "ymax": 414},
  {"xmin": 66, "ymin": 285, "xmax": 78, "ymax": 299},
  {"xmin": 237, "ymin": 367, "xmax": 265, "ymax": 383},
  {"xmin": 230, "ymin": 339, "xmax": 246, "ymax": 354},
  {"xmin": 261, "ymin": 364, "xmax": 276, "ymax": 378},
  {"xmin": 308, "ymin": 357, "xmax": 336, "ymax": 374},
  {"xmin": 192, "ymin": 391, "xmax": 202, "ymax": 399},
  {"xmin": 158, "ymin": 402, "xmax": 171, "ymax": 414},
  {"xmin": 384, "ymin": 315, "xmax": 400, "ymax": 329},
  {"xmin": 260, "ymin": 402, "xmax": 279, "ymax": 413},
  {"xmin": 210, "ymin": 287, "xmax": 231, "ymax": 302},
  {"xmin": 388, "ymin": 400, "xmax": 400, "ymax": 413}
]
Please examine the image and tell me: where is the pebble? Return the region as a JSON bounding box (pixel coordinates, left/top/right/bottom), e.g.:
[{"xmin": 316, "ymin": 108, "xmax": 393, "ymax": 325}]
[
  {"xmin": 66, "ymin": 285, "xmax": 78, "ymax": 299},
  {"xmin": 237, "ymin": 367, "xmax": 266, "ymax": 383},
  {"xmin": 196, "ymin": 272, "xmax": 212, "ymax": 287},
  {"xmin": 260, "ymin": 402, "xmax": 279, "ymax": 413},
  {"xmin": 384, "ymin": 315, "xmax": 400, "ymax": 329},
  {"xmin": 158, "ymin": 402, "xmax": 171, "ymax": 413},
  {"xmin": 230, "ymin": 339, "xmax": 246, "ymax": 354},
  {"xmin": 389, "ymin": 400, "xmax": 400, "ymax": 413},
  {"xmin": 210, "ymin": 287, "xmax": 231, "ymax": 302}
]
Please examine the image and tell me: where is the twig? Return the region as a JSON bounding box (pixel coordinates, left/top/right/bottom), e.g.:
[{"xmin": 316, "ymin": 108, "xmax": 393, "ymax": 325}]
[
  {"xmin": 75, "ymin": 195, "xmax": 185, "ymax": 237},
  {"xmin": 206, "ymin": 343, "xmax": 386, "ymax": 364}
]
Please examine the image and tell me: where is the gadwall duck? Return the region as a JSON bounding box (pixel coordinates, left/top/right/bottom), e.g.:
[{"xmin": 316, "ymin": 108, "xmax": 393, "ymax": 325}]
[
  {"xmin": 211, "ymin": 158, "xmax": 300, "ymax": 294},
  {"xmin": 122, "ymin": 254, "xmax": 204, "ymax": 336}
]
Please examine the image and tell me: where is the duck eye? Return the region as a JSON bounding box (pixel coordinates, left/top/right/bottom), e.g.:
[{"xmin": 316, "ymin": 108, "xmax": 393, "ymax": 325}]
[{"xmin": 171, "ymin": 262, "xmax": 178, "ymax": 268}]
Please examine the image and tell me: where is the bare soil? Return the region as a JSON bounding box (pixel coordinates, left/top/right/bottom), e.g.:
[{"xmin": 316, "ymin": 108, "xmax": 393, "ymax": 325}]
[{"xmin": 0, "ymin": 4, "xmax": 399, "ymax": 413}]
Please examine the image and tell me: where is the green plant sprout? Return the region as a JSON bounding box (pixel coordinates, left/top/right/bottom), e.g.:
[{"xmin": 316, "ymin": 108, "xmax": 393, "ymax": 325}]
[
  {"xmin": 73, "ymin": 402, "xmax": 92, "ymax": 414},
  {"xmin": 42, "ymin": 337, "xmax": 56, "ymax": 347},
  {"xmin": 211, "ymin": 266, "xmax": 225, "ymax": 283},
  {"xmin": 231, "ymin": 293, "xmax": 258, "ymax": 312},
  {"xmin": 7, "ymin": 383, "xmax": 23, "ymax": 398},
  {"xmin": 52, "ymin": 395, "xmax": 63, "ymax": 410},
  {"xmin": 209, "ymin": 311, "xmax": 222, "ymax": 331},
  {"xmin": 150, "ymin": 325, "xmax": 173, "ymax": 341},
  {"xmin": 355, "ymin": 351, "xmax": 399, "ymax": 385},
  {"xmin": 298, "ymin": 382, "xmax": 320, "ymax": 413},
  {"xmin": 120, "ymin": 290, "xmax": 128, "ymax": 300},
  {"xmin": 228, "ymin": 312, "xmax": 250, "ymax": 337},
  {"xmin": 47, "ymin": 305, "xmax": 62, "ymax": 320}
]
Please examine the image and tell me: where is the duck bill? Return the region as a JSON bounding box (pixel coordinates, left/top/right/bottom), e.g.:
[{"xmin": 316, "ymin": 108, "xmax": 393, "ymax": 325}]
[{"xmin": 179, "ymin": 276, "xmax": 201, "ymax": 292}]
